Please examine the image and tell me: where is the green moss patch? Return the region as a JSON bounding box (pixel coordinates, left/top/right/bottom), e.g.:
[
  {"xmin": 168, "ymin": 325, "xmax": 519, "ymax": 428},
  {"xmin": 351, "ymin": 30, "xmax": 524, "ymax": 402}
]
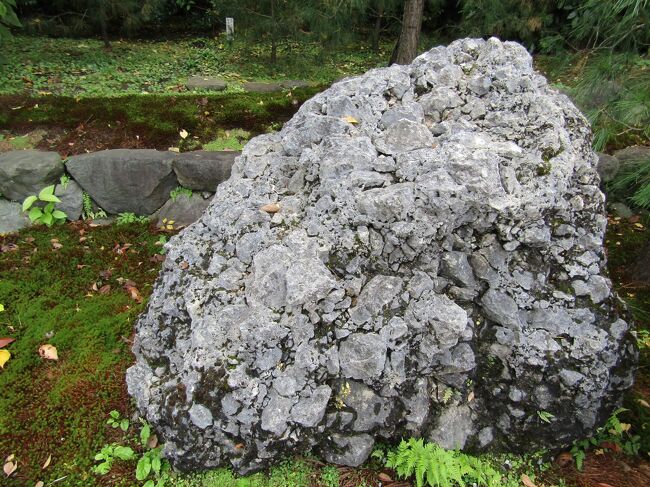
[{"xmin": 0, "ymin": 222, "xmax": 166, "ymax": 485}]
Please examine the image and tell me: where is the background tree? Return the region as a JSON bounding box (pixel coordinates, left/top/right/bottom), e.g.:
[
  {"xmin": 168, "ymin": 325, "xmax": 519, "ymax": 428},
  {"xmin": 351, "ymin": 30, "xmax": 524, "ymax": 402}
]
[
  {"xmin": 0, "ymin": 0, "xmax": 21, "ymax": 42},
  {"xmin": 389, "ymin": 0, "xmax": 424, "ymax": 65}
]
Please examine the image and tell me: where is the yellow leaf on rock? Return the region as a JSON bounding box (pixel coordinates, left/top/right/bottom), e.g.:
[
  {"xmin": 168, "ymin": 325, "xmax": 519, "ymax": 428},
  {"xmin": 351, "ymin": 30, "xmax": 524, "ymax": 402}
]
[
  {"xmin": 38, "ymin": 344, "xmax": 58, "ymax": 361},
  {"xmin": 260, "ymin": 203, "xmax": 280, "ymax": 214},
  {"xmin": 341, "ymin": 115, "xmax": 359, "ymax": 125},
  {"xmin": 0, "ymin": 350, "xmax": 10, "ymax": 368}
]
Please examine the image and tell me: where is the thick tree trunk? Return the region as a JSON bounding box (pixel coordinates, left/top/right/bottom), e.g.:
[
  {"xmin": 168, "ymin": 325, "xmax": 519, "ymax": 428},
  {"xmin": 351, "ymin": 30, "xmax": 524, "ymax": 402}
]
[
  {"xmin": 371, "ymin": 5, "xmax": 384, "ymax": 52},
  {"xmin": 389, "ymin": 0, "xmax": 424, "ymax": 65}
]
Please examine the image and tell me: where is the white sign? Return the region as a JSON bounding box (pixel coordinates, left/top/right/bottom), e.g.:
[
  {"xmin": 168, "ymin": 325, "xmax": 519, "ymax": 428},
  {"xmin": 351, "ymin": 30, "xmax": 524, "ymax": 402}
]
[{"xmin": 226, "ymin": 17, "xmax": 234, "ymax": 39}]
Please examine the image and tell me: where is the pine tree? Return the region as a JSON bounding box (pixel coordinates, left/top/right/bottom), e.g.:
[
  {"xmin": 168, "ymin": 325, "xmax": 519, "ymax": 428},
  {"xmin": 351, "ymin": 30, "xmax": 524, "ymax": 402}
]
[{"xmin": 390, "ymin": 0, "xmax": 424, "ymax": 65}]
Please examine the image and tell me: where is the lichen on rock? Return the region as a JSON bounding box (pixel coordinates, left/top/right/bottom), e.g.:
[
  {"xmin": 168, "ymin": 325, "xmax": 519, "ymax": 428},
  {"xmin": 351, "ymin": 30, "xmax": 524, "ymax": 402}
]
[{"xmin": 127, "ymin": 37, "xmax": 638, "ymax": 474}]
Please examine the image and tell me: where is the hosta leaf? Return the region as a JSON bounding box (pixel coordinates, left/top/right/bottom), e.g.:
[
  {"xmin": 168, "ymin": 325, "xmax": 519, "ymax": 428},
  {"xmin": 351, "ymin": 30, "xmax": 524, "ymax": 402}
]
[{"xmin": 22, "ymin": 195, "xmax": 37, "ymax": 211}]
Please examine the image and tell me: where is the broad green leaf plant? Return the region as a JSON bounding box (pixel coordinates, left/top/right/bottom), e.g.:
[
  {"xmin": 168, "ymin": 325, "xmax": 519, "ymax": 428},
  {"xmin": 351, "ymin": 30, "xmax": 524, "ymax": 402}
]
[{"xmin": 22, "ymin": 185, "xmax": 68, "ymax": 226}]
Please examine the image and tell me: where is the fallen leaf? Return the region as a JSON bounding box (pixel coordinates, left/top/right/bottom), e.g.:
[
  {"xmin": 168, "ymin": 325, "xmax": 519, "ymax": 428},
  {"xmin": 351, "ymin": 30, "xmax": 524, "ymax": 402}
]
[
  {"xmin": 3, "ymin": 458, "xmax": 16, "ymax": 476},
  {"xmin": 124, "ymin": 284, "xmax": 142, "ymax": 304},
  {"xmin": 150, "ymin": 254, "xmax": 166, "ymax": 263},
  {"xmin": 42, "ymin": 454, "xmax": 51, "ymax": 469},
  {"xmin": 179, "ymin": 129, "xmax": 189, "ymax": 139},
  {"xmin": 521, "ymin": 474, "xmax": 537, "ymax": 487},
  {"xmin": 0, "ymin": 350, "xmax": 10, "ymax": 368},
  {"xmin": 597, "ymin": 484, "xmax": 616, "ymax": 487},
  {"xmin": 91, "ymin": 282, "xmax": 99, "ymax": 292},
  {"xmin": 98, "ymin": 284, "xmax": 111, "ymax": 294},
  {"xmin": 378, "ymin": 472, "xmax": 393, "ymax": 482},
  {"xmin": 467, "ymin": 391, "xmax": 475, "ymax": 402},
  {"xmin": 260, "ymin": 203, "xmax": 280, "ymax": 214},
  {"xmin": 35, "ymin": 482, "xmax": 44, "ymax": 487},
  {"xmin": 341, "ymin": 115, "xmax": 359, "ymax": 124},
  {"xmin": 168, "ymin": 147, "xmax": 180, "ymax": 153},
  {"xmin": 555, "ymin": 451, "xmax": 573, "ymax": 467},
  {"xmin": 38, "ymin": 344, "xmax": 58, "ymax": 361},
  {"xmin": 0, "ymin": 338, "xmax": 15, "ymax": 348},
  {"xmin": 51, "ymin": 242, "xmax": 63, "ymax": 250},
  {"xmin": 637, "ymin": 398, "xmax": 650, "ymax": 408},
  {"xmin": 234, "ymin": 443, "xmax": 245, "ymax": 450},
  {"xmin": 179, "ymin": 261, "xmax": 189, "ymax": 270},
  {"xmin": 147, "ymin": 434, "xmax": 158, "ymax": 449}
]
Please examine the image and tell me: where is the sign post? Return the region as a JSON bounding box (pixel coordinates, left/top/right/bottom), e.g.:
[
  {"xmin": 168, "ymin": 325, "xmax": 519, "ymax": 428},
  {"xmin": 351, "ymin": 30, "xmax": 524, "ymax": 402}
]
[{"xmin": 226, "ymin": 17, "xmax": 234, "ymax": 46}]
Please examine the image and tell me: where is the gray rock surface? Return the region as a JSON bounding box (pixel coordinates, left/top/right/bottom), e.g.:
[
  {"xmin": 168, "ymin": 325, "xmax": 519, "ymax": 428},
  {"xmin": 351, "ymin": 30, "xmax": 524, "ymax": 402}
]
[
  {"xmin": 596, "ymin": 152, "xmax": 619, "ymax": 183},
  {"xmin": 154, "ymin": 193, "xmax": 213, "ymax": 228},
  {"xmin": 0, "ymin": 199, "xmax": 30, "ymax": 234},
  {"xmin": 55, "ymin": 179, "xmax": 83, "ymax": 221},
  {"xmin": 0, "ymin": 150, "xmax": 63, "ymax": 201},
  {"xmin": 613, "ymin": 145, "xmax": 650, "ymax": 165},
  {"xmin": 66, "ymin": 149, "xmax": 177, "ymax": 215},
  {"xmin": 128, "ymin": 38, "xmax": 637, "ymax": 474},
  {"xmin": 172, "ymin": 151, "xmax": 237, "ymax": 192},
  {"xmin": 243, "ymin": 82, "xmax": 283, "ymax": 93},
  {"xmin": 186, "ymin": 76, "xmax": 227, "ymax": 91}
]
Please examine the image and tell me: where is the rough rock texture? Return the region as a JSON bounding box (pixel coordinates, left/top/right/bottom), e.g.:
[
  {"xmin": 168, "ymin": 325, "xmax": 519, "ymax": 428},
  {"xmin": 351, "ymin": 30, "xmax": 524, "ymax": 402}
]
[
  {"xmin": 596, "ymin": 153, "xmax": 619, "ymax": 183},
  {"xmin": 55, "ymin": 180, "xmax": 84, "ymax": 221},
  {"xmin": 0, "ymin": 150, "xmax": 63, "ymax": 201},
  {"xmin": 173, "ymin": 151, "xmax": 237, "ymax": 192},
  {"xmin": 0, "ymin": 199, "xmax": 30, "ymax": 234},
  {"xmin": 66, "ymin": 149, "xmax": 177, "ymax": 215},
  {"xmin": 128, "ymin": 38, "xmax": 637, "ymax": 474},
  {"xmin": 154, "ymin": 193, "xmax": 213, "ymax": 228}
]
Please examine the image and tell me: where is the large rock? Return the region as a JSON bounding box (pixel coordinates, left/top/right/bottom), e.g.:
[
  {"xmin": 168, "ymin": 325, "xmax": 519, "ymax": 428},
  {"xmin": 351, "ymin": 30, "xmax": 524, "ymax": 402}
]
[
  {"xmin": 0, "ymin": 199, "xmax": 30, "ymax": 234},
  {"xmin": 153, "ymin": 193, "xmax": 213, "ymax": 228},
  {"xmin": 128, "ymin": 38, "xmax": 637, "ymax": 474},
  {"xmin": 172, "ymin": 151, "xmax": 237, "ymax": 192},
  {"xmin": 186, "ymin": 76, "xmax": 227, "ymax": 92},
  {"xmin": 66, "ymin": 149, "xmax": 177, "ymax": 215},
  {"xmin": 0, "ymin": 150, "xmax": 63, "ymax": 202},
  {"xmin": 55, "ymin": 179, "xmax": 83, "ymax": 221}
]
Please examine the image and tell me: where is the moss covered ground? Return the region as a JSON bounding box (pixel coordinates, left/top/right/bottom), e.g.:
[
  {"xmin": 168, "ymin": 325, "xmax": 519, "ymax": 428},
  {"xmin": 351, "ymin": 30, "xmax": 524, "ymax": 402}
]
[{"xmin": 0, "ymin": 36, "xmax": 389, "ymax": 98}]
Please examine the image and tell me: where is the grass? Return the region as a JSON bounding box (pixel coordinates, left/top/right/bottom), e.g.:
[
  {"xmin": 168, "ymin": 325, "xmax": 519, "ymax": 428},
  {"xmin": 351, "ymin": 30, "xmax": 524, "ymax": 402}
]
[{"xmin": 0, "ymin": 35, "xmax": 391, "ymax": 98}]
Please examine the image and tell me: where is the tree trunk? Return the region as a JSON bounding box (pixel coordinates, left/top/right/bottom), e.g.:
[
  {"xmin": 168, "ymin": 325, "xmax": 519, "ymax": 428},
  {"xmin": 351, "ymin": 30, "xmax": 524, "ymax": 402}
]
[
  {"xmin": 270, "ymin": 0, "xmax": 277, "ymax": 64},
  {"xmin": 99, "ymin": 4, "xmax": 111, "ymax": 49},
  {"xmin": 371, "ymin": 5, "xmax": 384, "ymax": 52},
  {"xmin": 389, "ymin": 0, "xmax": 424, "ymax": 65}
]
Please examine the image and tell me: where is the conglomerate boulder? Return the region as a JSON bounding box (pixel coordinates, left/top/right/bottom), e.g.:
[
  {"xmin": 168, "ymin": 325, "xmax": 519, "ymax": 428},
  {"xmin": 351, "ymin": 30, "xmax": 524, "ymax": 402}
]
[{"xmin": 127, "ymin": 38, "xmax": 638, "ymax": 474}]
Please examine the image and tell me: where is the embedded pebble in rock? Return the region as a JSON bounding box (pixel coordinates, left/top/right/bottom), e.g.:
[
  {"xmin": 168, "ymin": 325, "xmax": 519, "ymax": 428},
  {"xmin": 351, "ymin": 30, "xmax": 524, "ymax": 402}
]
[{"xmin": 127, "ymin": 38, "xmax": 638, "ymax": 474}]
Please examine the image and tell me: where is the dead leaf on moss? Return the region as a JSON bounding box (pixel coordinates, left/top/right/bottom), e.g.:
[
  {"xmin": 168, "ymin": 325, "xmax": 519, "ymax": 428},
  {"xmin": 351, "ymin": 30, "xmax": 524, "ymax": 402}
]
[
  {"xmin": 38, "ymin": 344, "xmax": 58, "ymax": 361},
  {"xmin": 0, "ymin": 350, "xmax": 10, "ymax": 368},
  {"xmin": 0, "ymin": 338, "xmax": 15, "ymax": 348},
  {"xmin": 3, "ymin": 455, "xmax": 17, "ymax": 477},
  {"xmin": 42, "ymin": 454, "xmax": 51, "ymax": 470},
  {"xmin": 521, "ymin": 474, "xmax": 537, "ymax": 487}
]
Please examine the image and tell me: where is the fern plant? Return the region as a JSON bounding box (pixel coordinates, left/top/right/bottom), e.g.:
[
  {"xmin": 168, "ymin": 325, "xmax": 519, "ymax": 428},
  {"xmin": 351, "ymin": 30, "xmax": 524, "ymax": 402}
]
[{"xmin": 385, "ymin": 438, "xmax": 502, "ymax": 487}]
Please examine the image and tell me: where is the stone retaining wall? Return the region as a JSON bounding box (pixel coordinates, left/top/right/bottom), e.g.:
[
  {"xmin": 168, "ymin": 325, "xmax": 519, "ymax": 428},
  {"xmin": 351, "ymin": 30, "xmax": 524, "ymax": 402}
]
[{"xmin": 0, "ymin": 148, "xmax": 239, "ymax": 234}]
